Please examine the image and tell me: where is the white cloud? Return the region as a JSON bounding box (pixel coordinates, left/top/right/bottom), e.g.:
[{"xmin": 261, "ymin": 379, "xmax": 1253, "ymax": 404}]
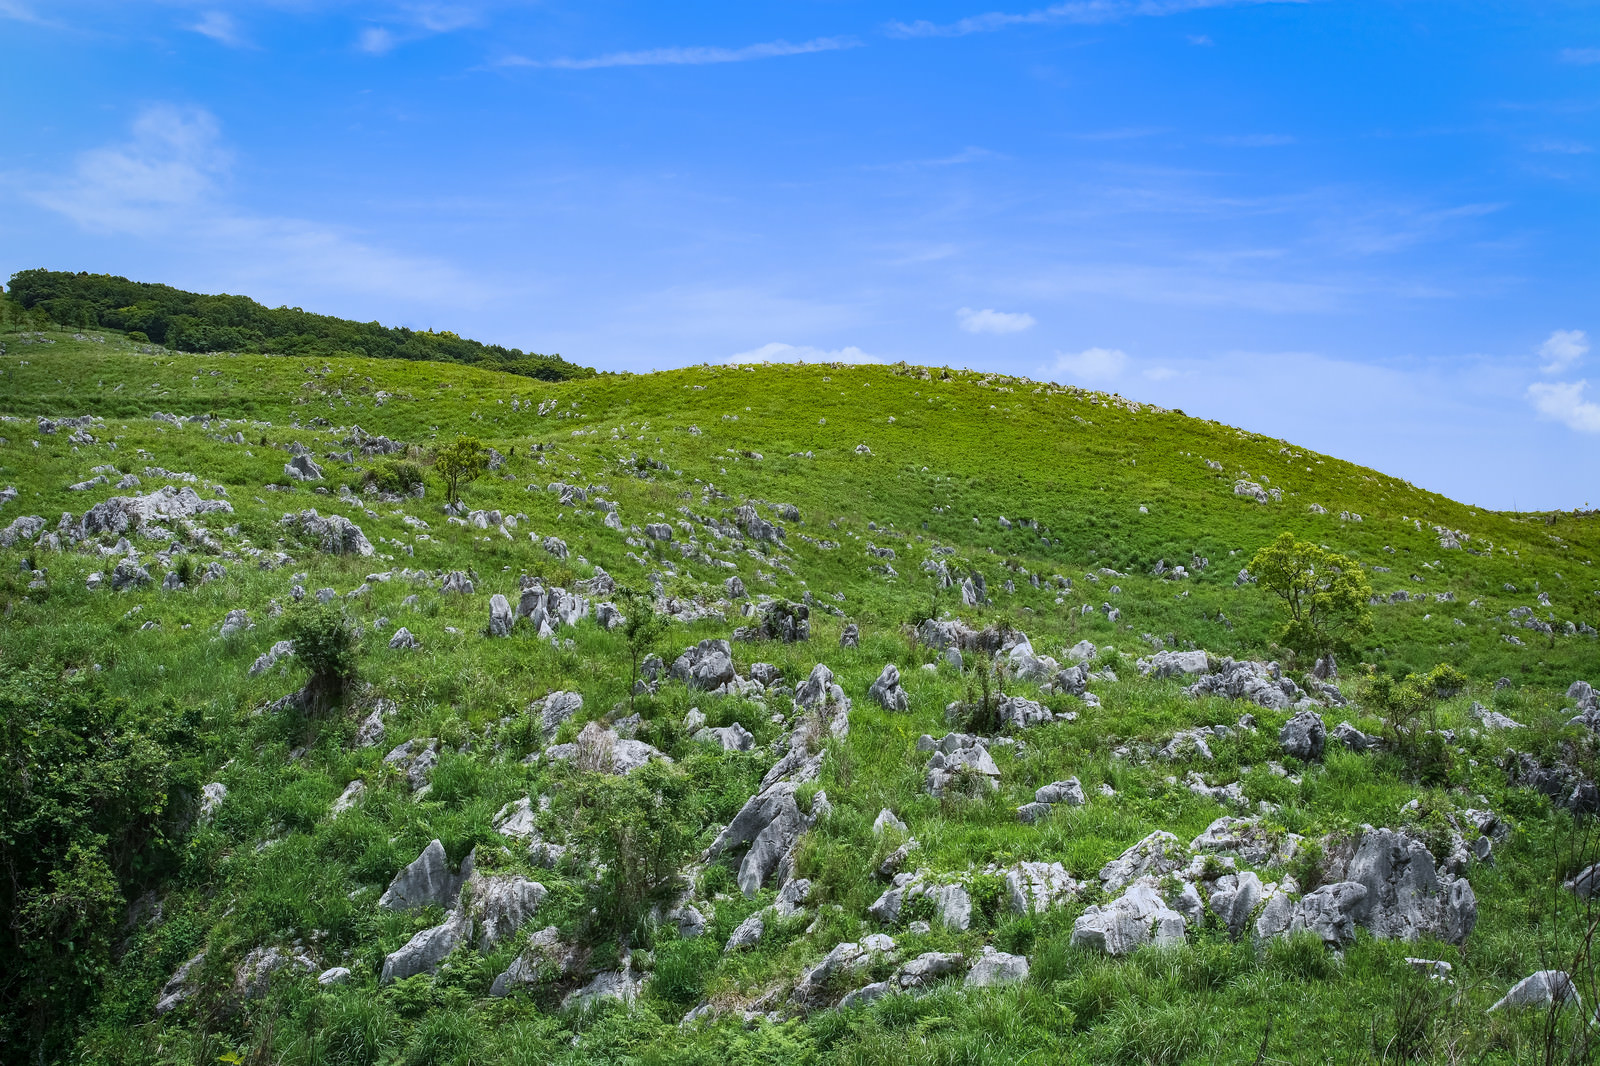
[
  {"xmin": 1047, "ymin": 346, "xmax": 1127, "ymax": 382},
  {"xmin": 728, "ymin": 342, "xmax": 880, "ymax": 364},
  {"xmin": 505, "ymin": 36, "xmax": 861, "ymax": 70},
  {"xmin": 888, "ymin": 0, "xmax": 1303, "ymax": 38},
  {"xmin": 957, "ymin": 307, "xmax": 1035, "ymax": 334},
  {"xmin": 1142, "ymin": 365, "xmax": 1177, "ymax": 380},
  {"xmin": 358, "ymin": 26, "xmax": 397, "ymax": 54},
  {"xmin": 1187, "ymin": 33, "xmax": 1213, "ymax": 45},
  {"xmin": 190, "ymin": 10, "xmax": 247, "ymax": 47},
  {"xmin": 1560, "ymin": 47, "xmax": 1600, "ymax": 64},
  {"xmin": 1212, "ymin": 133, "xmax": 1296, "ymax": 147},
  {"xmin": 1527, "ymin": 380, "xmax": 1600, "ymax": 433},
  {"xmin": 19, "ymin": 104, "xmax": 477, "ymax": 306},
  {"xmin": 1539, "ymin": 328, "xmax": 1589, "ymax": 373}
]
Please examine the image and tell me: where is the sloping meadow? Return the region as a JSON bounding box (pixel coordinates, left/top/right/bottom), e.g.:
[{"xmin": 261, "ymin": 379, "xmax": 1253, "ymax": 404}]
[{"xmin": 1, "ymin": 331, "xmax": 1598, "ymax": 1064}]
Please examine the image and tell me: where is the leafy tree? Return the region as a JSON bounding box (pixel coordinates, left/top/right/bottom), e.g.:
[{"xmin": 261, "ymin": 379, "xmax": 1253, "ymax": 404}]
[
  {"xmin": 576, "ymin": 760, "xmax": 692, "ymax": 942},
  {"xmin": 1366, "ymin": 667, "xmax": 1456, "ymax": 785},
  {"xmin": 615, "ymin": 585, "xmax": 666, "ymax": 714},
  {"xmin": 1249, "ymin": 532, "xmax": 1373, "ymax": 663},
  {"xmin": 433, "ymin": 436, "xmax": 489, "ymax": 506},
  {"xmin": 284, "ymin": 601, "xmax": 358, "ymax": 712},
  {"xmin": 0, "ymin": 666, "xmax": 197, "ymax": 1061}
]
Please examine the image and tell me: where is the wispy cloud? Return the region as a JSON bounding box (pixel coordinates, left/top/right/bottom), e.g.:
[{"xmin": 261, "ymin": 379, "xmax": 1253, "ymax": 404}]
[
  {"xmin": 358, "ymin": 4, "xmax": 482, "ymax": 55},
  {"xmin": 1047, "ymin": 346, "xmax": 1128, "ymax": 382},
  {"xmin": 958, "ymin": 307, "xmax": 1036, "ymax": 334},
  {"xmin": 728, "ymin": 341, "xmax": 880, "ymax": 364},
  {"xmin": 867, "ymin": 146, "xmax": 998, "ymax": 170},
  {"xmin": 16, "ymin": 104, "xmax": 477, "ymax": 306},
  {"xmin": 1539, "ymin": 328, "xmax": 1590, "ymax": 374},
  {"xmin": 1211, "ymin": 133, "xmax": 1296, "ymax": 146},
  {"xmin": 1559, "ymin": 47, "xmax": 1600, "ymax": 65},
  {"xmin": 189, "ymin": 10, "xmax": 249, "ymax": 48},
  {"xmin": 1527, "ymin": 380, "xmax": 1600, "ymax": 433},
  {"xmin": 1187, "ymin": 33, "xmax": 1213, "ymax": 45},
  {"xmin": 502, "ymin": 36, "xmax": 861, "ymax": 70},
  {"xmin": 1528, "ymin": 138, "xmax": 1593, "ymax": 155},
  {"xmin": 888, "ymin": 0, "xmax": 1303, "ymax": 39},
  {"xmin": 0, "ymin": 0, "xmax": 63, "ymax": 28}
]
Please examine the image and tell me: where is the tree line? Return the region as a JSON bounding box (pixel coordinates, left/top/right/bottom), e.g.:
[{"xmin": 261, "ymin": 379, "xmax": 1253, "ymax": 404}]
[{"xmin": 4, "ymin": 269, "xmax": 595, "ymax": 382}]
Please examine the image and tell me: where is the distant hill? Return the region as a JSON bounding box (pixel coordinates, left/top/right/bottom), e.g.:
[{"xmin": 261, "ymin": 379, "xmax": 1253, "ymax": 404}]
[{"xmin": 3, "ymin": 269, "xmax": 595, "ymax": 382}]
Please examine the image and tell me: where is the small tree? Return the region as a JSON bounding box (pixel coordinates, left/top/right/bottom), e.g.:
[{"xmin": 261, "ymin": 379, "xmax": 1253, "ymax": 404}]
[
  {"xmin": 433, "ymin": 436, "xmax": 489, "ymax": 506},
  {"xmin": 616, "ymin": 585, "xmax": 666, "ymax": 714},
  {"xmin": 284, "ymin": 602, "xmax": 358, "ymax": 713},
  {"xmin": 1249, "ymin": 532, "xmax": 1373, "ymax": 663}
]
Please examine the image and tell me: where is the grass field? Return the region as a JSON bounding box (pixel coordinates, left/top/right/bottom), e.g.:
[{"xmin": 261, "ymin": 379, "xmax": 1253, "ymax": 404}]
[{"xmin": 1, "ymin": 324, "xmax": 1597, "ymax": 1065}]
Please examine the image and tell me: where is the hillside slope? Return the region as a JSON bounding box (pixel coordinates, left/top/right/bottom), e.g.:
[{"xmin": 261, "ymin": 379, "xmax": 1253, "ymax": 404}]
[{"xmin": 1, "ymin": 326, "xmax": 1597, "ymax": 1065}]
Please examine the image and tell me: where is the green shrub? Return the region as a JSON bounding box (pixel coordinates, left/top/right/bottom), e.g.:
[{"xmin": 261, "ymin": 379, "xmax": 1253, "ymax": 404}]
[
  {"xmin": 370, "ymin": 459, "xmax": 424, "ymax": 496},
  {"xmin": 284, "ymin": 602, "xmax": 358, "ymax": 712}
]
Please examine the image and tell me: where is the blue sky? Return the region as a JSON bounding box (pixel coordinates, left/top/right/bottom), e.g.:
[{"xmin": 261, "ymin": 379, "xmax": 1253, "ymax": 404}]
[{"xmin": 2, "ymin": 1, "xmax": 1597, "ymax": 510}]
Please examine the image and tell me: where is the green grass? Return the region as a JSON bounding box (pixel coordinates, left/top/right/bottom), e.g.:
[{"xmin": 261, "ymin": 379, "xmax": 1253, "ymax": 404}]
[{"xmin": 1, "ymin": 324, "xmax": 1598, "ymax": 1065}]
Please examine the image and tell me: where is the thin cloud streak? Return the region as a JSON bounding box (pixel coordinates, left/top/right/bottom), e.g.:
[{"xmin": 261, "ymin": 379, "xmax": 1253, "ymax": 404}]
[
  {"xmin": 189, "ymin": 11, "xmax": 250, "ymax": 48},
  {"xmin": 502, "ymin": 36, "xmax": 861, "ymax": 70},
  {"xmin": 888, "ymin": 0, "xmax": 1304, "ymax": 38}
]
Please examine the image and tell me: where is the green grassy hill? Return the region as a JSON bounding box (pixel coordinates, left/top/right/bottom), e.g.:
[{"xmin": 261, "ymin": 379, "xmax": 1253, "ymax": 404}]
[{"xmin": 1, "ymin": 323, "xmax": 1597, "ymax": 1066}]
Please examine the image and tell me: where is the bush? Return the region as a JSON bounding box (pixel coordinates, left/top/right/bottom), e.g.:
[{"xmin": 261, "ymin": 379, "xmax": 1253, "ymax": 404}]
[
  {"xmin": 370, "ymin": 459, "xmax": 424, "ymax": 496},
  {"xmin": 284, "ymin": 602, "xmax": 358, "ymax": 712}
]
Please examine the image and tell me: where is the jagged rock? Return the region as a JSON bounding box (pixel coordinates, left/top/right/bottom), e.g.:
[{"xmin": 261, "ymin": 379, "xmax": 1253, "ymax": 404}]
[
  {"xmin": 470, "ymin": 875, "xmax": 547, "ymax": 950},
  {"xmin": 389, "ymin": 627, "xmax": 419, "ymax": 650},
  {"xmin": 494, "ymin": 798, "xmax": 537, "ymax": 840},
  {"xmin": 873, "ymin": 809, "xmax": 907, "ymax": 835},
  {"xmin": 78, "ymin": 487, "xmax": 231, "ymax": 538},
  {"xmin": 1234, "ymin": 480, "xmax": 1270, "ymax": 504},
  {"xmin": 1186, "ymin": 658, "xmax": 1300, "ymax": 710},
  {"xmin": 441, "ymin": 570, "xmax": 474, "ymax": 594},
  {"xmin": 695, "ymin": 722, "xmax": 755, "ymax": 751},
  {"xmin": 1330, "ymin": 828, "xmax": 1477, "ymax": 944},
  {"xmin": 1004, "ymin": 861, "xmax": 1079, "ymax": 913},
  {"xmin": 384, "ymin": 738, "xmax": 440, "ymax": 791},
  {"xmin": 724, "ymin": 913, "xmax": 765, "ymax": 952},
  {"xmin": 896, "ymin": 951, "xmax": 964, "ymax": 989},
  {"xmin": 792, "ymin": 942, "xmax": 872, "ymax": 1007},
  {"xmin": 564, "ymin": 969, "xmax": 645, "ymax": 1011},
  {"xmin": 1289, "ymin": 881, "xmax": 1368, "ymax": 945},
  {"xmin": 249, "ymin": 639, "xmax": 295, "ymax": 676},
  {"xmin": 734, "ymin": 600, "xmax": 809, "ymax": 642},
  {"xmin": 1332, "ymin": 721, "xmax": 1383, "ymax": 752},
  {"xmin": 162, "ymin": 570, "xmax": 183, "ymax": 591},
  {"xmin": 1035, "ymin": 778, "xmax": 1086, "ymax": 806},
  {"xmin": 725, "ymin": 575, "xmax": 746, "ymax": 599},
  {"xmin": 707, "ymin": 782, "xmax": 809, "ymax": 896},
  {"xmin": 839, "ymin": 623, "xmax": 859, "ymax": 648},
  {"xmin": 488, "ymin": 594, "xmax": 514, "ymax": 636},
  {"xmin": 220, "ymin": 609, "xmax": 252, "ymax": 637},
  {"xmin": 1190, "ymin": 816, "xmax": 1301, "ymax": 868},
  {"xmin": 0, "ymin": 515, "xmax": 45, "ymax": 547},
  {"xmin": 199, "ymin": 782, "xmax": 227, "ymax": 822},
  {"xmin": 154, "ymin": 952, "xmax": 206, "ymax": 1015},
  {"xmin": 284, "ymin": 455, "xmax": 324, "ymax": 481},
  {"xmin": 1506, "ymin": 752, "xmax": 1600, "ymax": 814},
  {"xmin": 868, "ymin": 874, "xmax": 972, "ymax": 930},
  {"xmin": 330, "ymin": 780, "xmax": 365, "ymax": 816},
  {"xmin": 868, "ymin": 664, "xmax": 908, "ymax": 711},
  {"xmin": 111, "ymin": 558, "xmax": 152, "ymax": 590},
  {"xmin": 924, "ymin": 739, "xmax": 1000, "ymax": 797},
  {"xmin": 671, "ymin": 639, "xmax": 737, "ymax": 691},
  {"xmin": 1139, "ymin": 649, "xmax": 1210, "ymax": 678},
  {"xmin": 1157, "ymin": 729, "xmax": 1216, "ymax": 761},
  {"xmin": 489, "ymin": 926, "xmax": 579, "ymax": 997},
  {"xmin": 1471, "ymin": 701, "xmax": 1523, "ymax": 730},
  {"xmin": 997, "ymin": 694, "xmax": 1052, "ymax": 729},
  {"xmin": 795, "ymin": 662, "xmax": 844, "ymax": 709},
  {"xmin": 674, "ymin": 904, "xmax": 706, "ymax": 939},
  {"xmin": 1099, "ymin": 831, "xmax": 1188, "ymax": 893},
  {"xmin": 318, "ymin": 967, "xmax": 352, "ymax": 986},
  {"xmin": 965, "ymin": 948, "xmax": 1029, "ymax": 987},
  {"xmin": 1207, "ymin": 871, "xmax": 1266, "ymax": 938},
  {"xmin": 1490, "ymin": 971, "xmax": 1581, "ymax": 1012},
  {"xmin": 534, "ymin": 691, "xmax": 583, "ymax": 738},
  {"xmin": 280, "ymin": 509, "xmax": 373, "ymax": 556},
  {"xmin": 234, "ymin": 946, "xmax": 316, "ymax": 999},
  {"xmin": 1567, "ymin": 862, "xmax": 1600, "ymax": 899},
  {"xmin": 355, "ymin": 706, "xmax": 388, "ymax": 748},
  {"xmin": 378, "ymin": 839, "xmax": 473, "ymax": 911},
  {"xmin": 1071, "ymin": 878, "xmax": 1187, "ymax": 955},
  {"xmin": 381, "ymin": 910, "xmax": 473, "ymax": 983},
  {"xmin": 1280, "ymin": 710, "xmax": 1327, "ymax": 761}
]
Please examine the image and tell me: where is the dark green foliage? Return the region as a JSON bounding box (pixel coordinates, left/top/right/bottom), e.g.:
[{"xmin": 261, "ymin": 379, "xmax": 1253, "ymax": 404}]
[
  {"xmin": 370, "ymin": 458, "xmax": 424, "ymax": 496},
  {"xmin": 432, "ymin": 436, "xmax": 488, "ymax": 506},
  {"xmin": 576, "ymin": 761, "xmax": 694, "ymax": 942},
  {"xmin": 284, "ymin": 602, "xmax": 358, "ymax": 712},
  {"xmin": 1367, "ymin": 669, "xmax": 1455, "ymax": 785},
  {"xmin": 5, "ymin": 269, "xmax": 594, "ymax": 381},
  {"xmin": 0, "ymin": 666, "xmax": 199, "ymax": 1062}
]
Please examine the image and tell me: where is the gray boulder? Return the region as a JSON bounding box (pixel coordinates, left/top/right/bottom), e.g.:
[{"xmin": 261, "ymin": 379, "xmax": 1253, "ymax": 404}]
[
  {"xmin": 868, "ymin": 664, "xmax": 909, "ymax": 712},
  {"xmin": 1333, "ymin": 721, "xmax": 1383, "ymax": 752},
  {"xmin": 112, "ymin": 558, "xmax": 152, "ymax": 590},
  {"xmin": 1004, "ymin": 861, "xmax": 1079, "ymax": 914},
  {"xmin": 470, "ymin": 876, "xmax": 547, "ymax": 950},
  {"xmin": 724, "ymin": 913, "xmax": 765, "ymax": 952},
  {"xmin": 534, "ymin": 691, "xmax": 583, "ymax": 738},
  {"xmin": 488, "ymin": 594, "xmax": 514, "ymax": 637},
  {"xmin": 381, "ymin": 910, "xmax": 473, "ymax": 983},
  {"xmin": 379, "ymin": 839, "xmax": 472, "ymax": 911},
  {"xmin": 1280, "ymin": 710, "xmax": 1327, "ymax": 761},
  {"xmin": 280, "ymin": 509, "xmax": 373, "ymax": 556},
  {"xmin": 965, "ymin": 948, "xmax": 1029, "ymax": 987},
  {"xmin": 707, "ymin": 781, "xmax": 809, "ymax": 897},
  {"xmin": 1489, "ymin": 970, "xmax": 1580, "ymax": 1012},
  {"xmin": 1099, "ymin": 830, "xmax": 1188, "ymax": 894},
  {"xmin": 839, "ymin": 623, "xmax": 859, "ymax": 648},
  {"xmin": 284, "ymin": 455, "xmax": 324, "ymax": 481},
  {"xmin": 1288, "ymin": 881, "xmax": 1368, "ymax": 945},
  {"xmin": 1071, "ymin": 878, "xmax": 1187, "ymax": 955}
]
